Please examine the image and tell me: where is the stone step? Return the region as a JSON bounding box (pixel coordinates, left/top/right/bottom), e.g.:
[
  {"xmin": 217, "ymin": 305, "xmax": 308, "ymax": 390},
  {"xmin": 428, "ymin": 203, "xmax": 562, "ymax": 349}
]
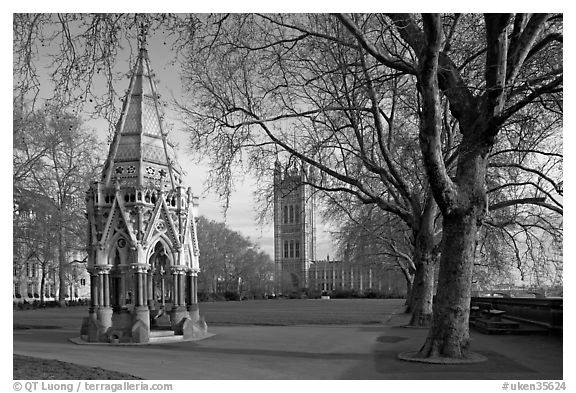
[
  {"xmin": 148, "ymin": 329, "xmax": 187, "ymax": 344},
  {"xmin": 148, "ymin": 334, "xmax": 186, "ymax": 344},
  {"xmin": 149, "ymin": 330, "xmax": 176, "ymax": 338},
  {"xmin": 476, "ymin": 319, "xmax": 520, "ymax": 330}
]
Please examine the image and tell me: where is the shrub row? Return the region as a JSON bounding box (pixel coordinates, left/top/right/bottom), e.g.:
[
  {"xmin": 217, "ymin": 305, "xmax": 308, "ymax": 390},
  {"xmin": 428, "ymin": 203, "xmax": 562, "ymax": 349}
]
[
  {"xmin": 197, "ymin": 288, "xmax": 404, "ymax": 301},
  {"xmin": 13, "ymin": 299, "xmax": 89, "ymax": 311}
]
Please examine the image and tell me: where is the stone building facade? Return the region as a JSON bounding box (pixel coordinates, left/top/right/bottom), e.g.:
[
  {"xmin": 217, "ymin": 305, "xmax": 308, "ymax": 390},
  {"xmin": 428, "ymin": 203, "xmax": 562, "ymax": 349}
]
[
  {"xmin": 308, "ymin": 258, "xmax": 406, "ymax": 297},
  {"xmin": 13, "ymin": 190, "xmax": 90, "ymax": 303},
  {"xmin": 273, "ymin": 161, "xmax": 316, "ymax": 294},
  {"xmin": 273, "ymin": 161, "xmax": 406, "ymax": 298}
]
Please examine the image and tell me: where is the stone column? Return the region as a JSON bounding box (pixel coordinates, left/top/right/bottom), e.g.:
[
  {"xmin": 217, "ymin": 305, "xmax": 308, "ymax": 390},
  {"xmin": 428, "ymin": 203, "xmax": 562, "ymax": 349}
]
[
  {"xmin": 193, "ymin": 274, "xmax": 198, "ymax": 305},
  {"xmin": 103, "ymin": 271, "xmax": 110, "ymax": 307},
  {"xmin": 172, "ymin": 269, "xmax": 180, "ymax": 306},
  {"xmin": 186, "ymin": 272, "xmax": 193, "ymax": 307},
  {"xmin": 89, "ymin": 269, "xmax": 99, "ymax": 313},
  {"xmin": 170, "ymin": 266, "xmax": 190, "ymax": 333},
  {"xmin": 179, "ymin": 270, "xmax": 186, "ymax": 306},
  {"xmin": 86, "ymin": 268, "xmax": 101, "ymax": 342},
  {"xmin": 147, "ymin": 268, "xmax": 154, "ymax": 308},
  {"xmin": 131, "ymin": 263, "xmax": 150, "ymax": 343},
  {"xmin": 160, "ymin": 271, "xmax": 166, "ymax": 306},
  {"xmin": 95, "ymin": 265, "xmax": 112, "ymax": 334},
  {"xmin": 187, "ymin": 270, "xmax": 200, "ymax": 323}
]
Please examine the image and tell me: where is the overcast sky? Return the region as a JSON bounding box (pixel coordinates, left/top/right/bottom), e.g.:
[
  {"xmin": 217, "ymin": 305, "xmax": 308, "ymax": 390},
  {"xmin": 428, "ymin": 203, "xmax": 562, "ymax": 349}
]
[
  {"xmin": 143, "ymin": 37, "xmax": 334, "ymax": 259},
  {"xmin": 26, "ymin": 27, "xmax": 334, "ymax": 260}
]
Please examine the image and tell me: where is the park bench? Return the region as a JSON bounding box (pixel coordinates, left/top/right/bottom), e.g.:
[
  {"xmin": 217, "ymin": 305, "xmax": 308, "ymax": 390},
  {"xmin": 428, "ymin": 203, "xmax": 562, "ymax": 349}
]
[{"xmin": 470, "ymin": 301, "xmax": 507, "ymax": 322}]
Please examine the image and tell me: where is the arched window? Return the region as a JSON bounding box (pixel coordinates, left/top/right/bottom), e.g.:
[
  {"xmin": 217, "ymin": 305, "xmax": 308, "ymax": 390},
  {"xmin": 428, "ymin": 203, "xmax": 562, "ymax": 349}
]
[
  {"xmin": 289, "ymin": 205, "xmax": 294, "ymax": 223},
  {"xmin": 289, "ymin": 240, "xmax": 294, "ymax": 258},
  {"xmin": 295, "ymin": 241, "xmax": 300, "ymax": 258},
  {"xmin": 283, "ymin": 206, "xmax": 288, "ymax": 224},
  {"xmin": 284, "ymin": 241, "xmax": 289, "ymax": 258}
]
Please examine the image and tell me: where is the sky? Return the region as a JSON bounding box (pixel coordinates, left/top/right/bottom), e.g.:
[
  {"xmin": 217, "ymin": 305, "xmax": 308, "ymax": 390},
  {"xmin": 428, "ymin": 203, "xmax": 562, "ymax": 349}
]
[
  {"xmin": 12, "ymin": 21, "xmax": 335, "ymax": 260},
  {"xmin": 135, "ymin": 36, "xmax": 334, "ymax": 259}
]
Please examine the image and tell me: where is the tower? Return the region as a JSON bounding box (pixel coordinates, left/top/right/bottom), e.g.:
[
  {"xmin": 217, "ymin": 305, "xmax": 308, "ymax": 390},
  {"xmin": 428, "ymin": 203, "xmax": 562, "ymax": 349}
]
[
  {"xmin": 273, "ymin": 160, "xmax": 316, "ymax": 295},
  {"xmin": 82, "ymin": 39, "xmax": 205, "ymax": 343}
]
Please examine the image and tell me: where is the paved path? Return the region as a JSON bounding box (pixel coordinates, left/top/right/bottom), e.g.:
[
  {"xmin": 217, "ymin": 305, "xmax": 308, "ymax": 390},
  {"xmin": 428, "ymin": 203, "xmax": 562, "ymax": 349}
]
[{"xmin": 13, "ymin": 307, "xmax": 562, "ymax": 380}]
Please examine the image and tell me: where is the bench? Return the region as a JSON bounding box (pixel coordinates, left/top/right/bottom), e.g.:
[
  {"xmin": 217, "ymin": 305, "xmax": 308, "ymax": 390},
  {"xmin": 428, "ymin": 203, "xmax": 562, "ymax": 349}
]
[{"xmin": 471, "ymin": 301, "xmax": 507, "ymax": 321}]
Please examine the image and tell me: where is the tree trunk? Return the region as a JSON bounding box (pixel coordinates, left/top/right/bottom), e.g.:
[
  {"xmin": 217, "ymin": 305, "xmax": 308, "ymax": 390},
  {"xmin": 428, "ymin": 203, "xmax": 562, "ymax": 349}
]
[
  {"xmin": 58, "ymin": 227, "xmax": 67, "ymax": 307},
  {"xmin": 404, "ymin": 277, "xmax": 414, "ymax": 310},
  {"xmin": 407, "ymin": 254, "xmax": 435, "ymax": 327},
  {"xmin": 40, "ymin": 266, "xmax": 46, "ymax": 305},
  {"xmin": 406, "ymin": 195, "xmax": 438, "ymax": 327},
  {"xmin": 416, "ymin": 211, "xmax": 478, "ymax": 358}
]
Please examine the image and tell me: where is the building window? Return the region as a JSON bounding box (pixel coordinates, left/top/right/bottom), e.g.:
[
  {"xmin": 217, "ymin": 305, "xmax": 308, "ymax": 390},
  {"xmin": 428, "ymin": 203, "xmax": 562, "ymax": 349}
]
[
  {"xmin": 295, "ymin": 241, "xmax": 300, "ymax": 258},
  {"xmin": 80, "ymin": 278, "xmax": 86, "ymax": 286},
  {"xmin": 289, "ymin": 241, "xmax": 294, "ymax": 258},
  {"xmin": 283, "ymin": 206, "xmax": 288, "ymax": 224},
  {"xmin": 295, "ymin": 204, "xmax": 300, "ymax": 223},
  {"xmin": 26, "ymin": 262, "xmax": 38, "ymax": 278},
  {"xmin": 284, "ymin": 241, "xmax": 289, "ymax": 258},
  {"xmin": 289, "ymin": 205, "xmax": 294, "ymax": 223}
]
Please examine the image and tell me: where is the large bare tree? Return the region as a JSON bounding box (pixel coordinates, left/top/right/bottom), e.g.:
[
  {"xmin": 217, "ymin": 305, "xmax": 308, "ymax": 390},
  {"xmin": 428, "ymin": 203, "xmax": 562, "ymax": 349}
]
[
  {"xmin": 179, "ymin": 13, "xmax": 562, "ymax": 360},
  {"xmin": 14, "ymin": 106, "xmax": 103, "ymax": 305}
]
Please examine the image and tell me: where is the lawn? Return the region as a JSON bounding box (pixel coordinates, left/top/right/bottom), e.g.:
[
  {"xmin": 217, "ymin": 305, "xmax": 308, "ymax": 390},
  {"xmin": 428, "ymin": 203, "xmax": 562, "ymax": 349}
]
[
  {"xmin": 13, "ymin": 355, "xmax": 141, "ymax": 380},
  {"xmin": 13, "ymin": 298, "xmax": 406, "ymax": 329},
  {"xmin": 199, "ymin": 298, "xmax": 405, "ymax": 325}
]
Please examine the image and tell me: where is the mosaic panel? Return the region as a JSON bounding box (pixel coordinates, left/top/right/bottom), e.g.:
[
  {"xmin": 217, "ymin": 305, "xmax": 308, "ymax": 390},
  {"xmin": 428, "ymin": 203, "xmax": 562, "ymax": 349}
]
[
  {"xmin": 142, "ymin": 101, "xmax": 162, "ymax": 137},
  {"xmin": 141, "ymin": 72, "xmax": 154, "ymax": 97},
  {"xmin": 114, "ymin": 143, "xmax": 140, "ymax": 161},
  {"xmin": 121, "ymin": 96, "xmax": 142, "ymax": 135},
  {"xmin": 141, "ymin": 143, "xmax": 168, "ymax": 164}
]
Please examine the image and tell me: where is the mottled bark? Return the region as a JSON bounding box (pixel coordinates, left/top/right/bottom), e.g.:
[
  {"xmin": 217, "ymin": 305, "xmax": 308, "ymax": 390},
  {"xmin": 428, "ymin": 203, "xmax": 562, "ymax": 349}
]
[
  {"xmin": 413, "ymin": 14, "xmax": 490, "ymax": 358},
  {"xmin": 407, "ymin": 256, "xmax": 435, "ymax": 327},
  {"xmin": 407, "ymin": 196, "xmax": 438, "ymax": 327},
  {"xmin": 58, "ymin": 227, "xmax": 67, "ymax": 307},
  {"xmin": 417, "ymin": 210, "xmax": 480, "ymax": 358},
  {"xmin": 40, "ymin": 269, "xmax": 46, "ymax": 304}
]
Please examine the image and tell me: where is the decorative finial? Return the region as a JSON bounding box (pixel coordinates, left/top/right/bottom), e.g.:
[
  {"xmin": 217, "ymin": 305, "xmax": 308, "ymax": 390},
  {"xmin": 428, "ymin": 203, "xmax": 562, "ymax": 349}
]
[{"xmin": 138, "ymin": 20, "xmax": 148, "ymax": 50}]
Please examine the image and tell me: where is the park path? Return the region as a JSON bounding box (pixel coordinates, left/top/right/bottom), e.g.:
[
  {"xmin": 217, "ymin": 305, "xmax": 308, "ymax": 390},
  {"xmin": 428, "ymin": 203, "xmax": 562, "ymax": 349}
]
[{"xmin": 13, "ymin": 300, "xmax": 562, "ymax": 380}]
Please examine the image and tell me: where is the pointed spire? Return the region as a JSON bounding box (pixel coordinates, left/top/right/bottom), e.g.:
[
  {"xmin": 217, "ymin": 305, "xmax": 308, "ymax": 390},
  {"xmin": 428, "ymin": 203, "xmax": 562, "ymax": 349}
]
[
  {"xmin": 138, "ymin": 20, "xmax": 148, "ymax": 51},
  {"xmin": 101, "ymin": 33, "xmax": 182, "ymax": 191}
]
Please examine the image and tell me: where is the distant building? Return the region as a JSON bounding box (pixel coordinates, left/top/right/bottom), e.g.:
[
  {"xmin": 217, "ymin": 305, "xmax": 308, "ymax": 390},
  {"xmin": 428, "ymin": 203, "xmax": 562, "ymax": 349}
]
[
  {"xmin": 308, "ymin": 257, "xmax": 406, "ymax": 297},
  {"xmin": 13, "ymin": 188, "xmax": 89, "ymax": 302},
  {"xmin": 273, "ymin": 161, "xmax": 407, "ymax": 297},
  {"xmin": 273, "ymin": 160, "xmax": 316, "ymax": 294}
]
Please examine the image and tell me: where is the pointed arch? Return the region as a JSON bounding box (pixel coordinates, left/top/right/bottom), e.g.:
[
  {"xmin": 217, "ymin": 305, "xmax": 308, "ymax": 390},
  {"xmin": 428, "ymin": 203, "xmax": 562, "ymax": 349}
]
[
  {"xmin": 105, "ymin": 230, "xmax": 132, "ymax": 266},
  {"xmin": 146, "ymin": 233, "xmax": 175, "ymax": 266},
  {"xmin": 142, "ymin": 195, "xmax": 181, "ymax": 250}
]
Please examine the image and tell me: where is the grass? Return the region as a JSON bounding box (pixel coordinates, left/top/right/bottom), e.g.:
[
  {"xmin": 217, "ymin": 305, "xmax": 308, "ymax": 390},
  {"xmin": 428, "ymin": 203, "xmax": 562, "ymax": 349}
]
[
  {"xmin": 13, "ymin": 355, "xmax": 141, "ymax": 380},
  {"xmin": 199, "ymin": 298, "xmax": 405, "ymax": 325}
]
